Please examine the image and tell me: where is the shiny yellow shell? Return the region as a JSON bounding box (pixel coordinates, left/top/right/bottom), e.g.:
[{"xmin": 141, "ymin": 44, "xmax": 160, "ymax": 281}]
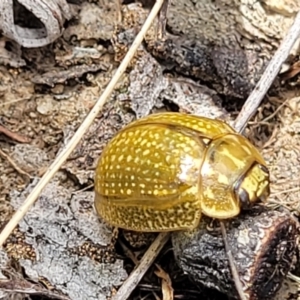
[{"xmin": 94, "ymin": 113, "xmax": 270, "ymax": 232}]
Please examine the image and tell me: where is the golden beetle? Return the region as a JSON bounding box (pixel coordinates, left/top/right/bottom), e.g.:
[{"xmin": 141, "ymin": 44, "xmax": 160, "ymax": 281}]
[{"xmin": 94, "ymin": 113, "xmax": 270, "ymax": 232}]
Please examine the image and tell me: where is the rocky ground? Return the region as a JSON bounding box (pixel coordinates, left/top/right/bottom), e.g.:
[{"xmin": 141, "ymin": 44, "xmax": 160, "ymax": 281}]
[{"xmin": 0, "ymin": 1, "xmax": 300, "ymax": 299}]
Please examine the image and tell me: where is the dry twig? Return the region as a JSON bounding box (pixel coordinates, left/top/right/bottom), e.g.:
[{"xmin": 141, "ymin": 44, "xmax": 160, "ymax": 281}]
[
  {"xmin": 234, "ymin": 10, "xmax": 300, "ymax": 133},
  {"xmin": 0, "ymin": 148, "xmax": 31, "ymax": 178},
  {"xmin": 112, "ymin": 232, "xmax": 171, "ymax": 300},
  {"xmin": 220, "ymin": 222, "xmax": 246, "ymax": 300},
  {"xmin": 0, "ymin": 124, "xmax": 30, "ymax": 143}
]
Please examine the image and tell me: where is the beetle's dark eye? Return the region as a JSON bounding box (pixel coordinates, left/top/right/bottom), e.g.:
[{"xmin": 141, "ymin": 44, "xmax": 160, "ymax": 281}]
[{"xmin": 239, "ymin": 188, "xmax": 251, "ymax": 209}]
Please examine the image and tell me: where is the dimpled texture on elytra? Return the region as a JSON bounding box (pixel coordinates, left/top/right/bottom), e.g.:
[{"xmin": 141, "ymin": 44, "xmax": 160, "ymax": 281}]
[{"xmin": 94, "ymin": 113, "xmax": 236, "ymax": 231}]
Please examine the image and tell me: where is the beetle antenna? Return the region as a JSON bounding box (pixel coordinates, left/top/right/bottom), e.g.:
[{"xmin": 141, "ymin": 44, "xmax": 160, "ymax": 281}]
[{"xmin": 220, "ymin": 221, "xmax": 247, "ymax": 300}]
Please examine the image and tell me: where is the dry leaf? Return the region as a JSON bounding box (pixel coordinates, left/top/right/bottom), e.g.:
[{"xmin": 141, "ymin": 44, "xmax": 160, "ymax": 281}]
[
  {"xmin": 154, "ymin": 264, "xmax": 174, "ymax": 300},
  {"xmin": 280, "ymin": 61, "xmax": 300, "ymax": 81}
]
